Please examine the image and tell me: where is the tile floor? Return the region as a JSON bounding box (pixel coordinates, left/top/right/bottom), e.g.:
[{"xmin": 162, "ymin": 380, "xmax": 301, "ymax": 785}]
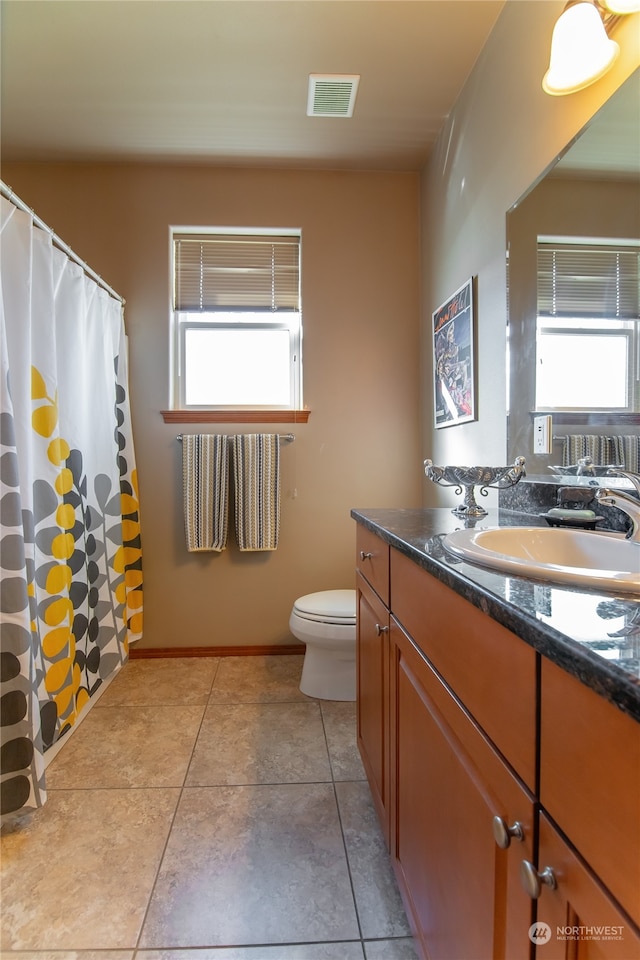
[{"xmin": 0, "ymin": 655, "xmax": 418, "ymax": 960}]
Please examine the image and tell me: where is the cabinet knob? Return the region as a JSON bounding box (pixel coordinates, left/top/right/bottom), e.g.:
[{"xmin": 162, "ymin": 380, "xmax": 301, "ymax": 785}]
[
  {"xmin": 375, "ymin": 623, "xmax": 389, "ymax": 636},
  {"xmin": 492, "ymin": 816, "xmax": 524, "ymax": 849},
  {"xmin": 520, "ymin": 859, "xmax": 557, "ymax": 899},
  {"xmin": 360, "ymin": 550, "xmax": 373, "ymax": 560}
]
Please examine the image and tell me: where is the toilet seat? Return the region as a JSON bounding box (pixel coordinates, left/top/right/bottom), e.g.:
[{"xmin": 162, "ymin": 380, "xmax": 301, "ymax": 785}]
[{"xmin": 292, "ymin": 589, "xmax": 356, "ymax": 625}]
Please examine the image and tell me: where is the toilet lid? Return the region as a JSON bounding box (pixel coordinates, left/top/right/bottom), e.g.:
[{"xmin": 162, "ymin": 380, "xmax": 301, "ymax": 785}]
[{"xmin": 293, "ymin": 589, "xmax": 356, "ymax": 624}]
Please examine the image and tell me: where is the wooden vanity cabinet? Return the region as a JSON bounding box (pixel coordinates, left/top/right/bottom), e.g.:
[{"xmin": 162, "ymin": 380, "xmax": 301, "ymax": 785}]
[
  {"xmin": 354, "ymin": 521, "xmax": 640, "ymax": 960},
  {"xmin": 390, "ymin": 619, "xmax": 535, "ymax": 960}
]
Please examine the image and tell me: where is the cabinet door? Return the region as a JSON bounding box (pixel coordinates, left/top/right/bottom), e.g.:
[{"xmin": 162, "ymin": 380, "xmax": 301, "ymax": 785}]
[
  {"xmin": 540, "ymin": 658, "xmax": 640, "ymax": 928},
  {"xmin": 391, "ymin": 620, "xmax": 534, "ymax": 960},
  {"xmin": 523, "ymin": 813, "xmax": 640, "ymax": 960},
  {"xmin": 356, "ymin": 571, "xmax": 390, "ymax": 845}
]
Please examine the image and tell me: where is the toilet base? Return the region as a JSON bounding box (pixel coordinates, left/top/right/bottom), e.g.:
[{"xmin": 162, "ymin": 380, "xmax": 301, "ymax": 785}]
[{"xmin": 299, "ymin": 643, "xmax": 356, "ymax": 701}]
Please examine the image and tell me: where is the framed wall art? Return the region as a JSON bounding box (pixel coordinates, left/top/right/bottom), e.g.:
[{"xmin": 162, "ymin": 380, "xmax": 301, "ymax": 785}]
[{"xmin": 432, "ymin": 277, "xmax": 476, "ymax": 429}]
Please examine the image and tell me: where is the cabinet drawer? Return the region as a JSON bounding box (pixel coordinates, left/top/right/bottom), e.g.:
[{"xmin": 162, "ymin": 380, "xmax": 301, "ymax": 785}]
[
  {"xmin": 390, "ymin": 546, "xmax": 537, "ymax": 789},
  {"xmin": 356, "ymin": 524, "xmax": 389, "ymax": 606},
  {"xmin": 540, "ymin": 658, "xmax": 640, "ymax": 927}
]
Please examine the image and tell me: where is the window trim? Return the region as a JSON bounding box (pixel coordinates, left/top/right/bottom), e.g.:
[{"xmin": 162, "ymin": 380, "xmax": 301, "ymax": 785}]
[{"xmin": 161, "ymin": 409, "xmax": 311, "ymax": 424}]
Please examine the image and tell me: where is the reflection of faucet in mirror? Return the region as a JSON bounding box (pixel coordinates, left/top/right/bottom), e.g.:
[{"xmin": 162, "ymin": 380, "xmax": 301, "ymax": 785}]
[{"xmin": 506, "ymin": 69, "xmax": 640, "ymax": 477}]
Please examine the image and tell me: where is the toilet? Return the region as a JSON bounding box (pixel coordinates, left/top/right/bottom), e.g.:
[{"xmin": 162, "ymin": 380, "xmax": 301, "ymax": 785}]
[{"xmin": 289, "ymin": 589, "xmax": 357, "ymax": 701}]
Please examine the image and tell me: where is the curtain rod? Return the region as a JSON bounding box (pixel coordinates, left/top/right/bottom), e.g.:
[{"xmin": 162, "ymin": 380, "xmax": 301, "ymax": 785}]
[
  {"xmin": 177, "ymin": 433, "xmax": 295, "ymax": 443},
  {"xmin": 1, "ymin": 180, "xmax": 125, "ymax": 306}
]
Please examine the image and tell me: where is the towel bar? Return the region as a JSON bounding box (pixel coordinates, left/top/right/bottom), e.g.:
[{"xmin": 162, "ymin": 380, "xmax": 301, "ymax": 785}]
[
  {"xmin": 177, "ymin": 433, "xmax": 295, "ymax": 443},
  {"xmin": 553, "ymin": 436, "xmax": 620, "ymax": 441}
]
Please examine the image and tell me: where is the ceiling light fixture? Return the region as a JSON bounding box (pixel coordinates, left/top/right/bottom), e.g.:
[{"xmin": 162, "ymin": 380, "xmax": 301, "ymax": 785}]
[
  {"xmin": 543, "ymin": 0, "xmax": 639, "ymax": 96},
  {"xmin": 601, "ymin": 0, "xmax": 640, "ymax": 12}
]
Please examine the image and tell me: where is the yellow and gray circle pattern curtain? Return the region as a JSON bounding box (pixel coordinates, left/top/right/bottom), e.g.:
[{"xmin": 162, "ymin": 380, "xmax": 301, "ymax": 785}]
[{"xmin": 0, "ymin": 197, "xmax": 142, "ymax": 821}]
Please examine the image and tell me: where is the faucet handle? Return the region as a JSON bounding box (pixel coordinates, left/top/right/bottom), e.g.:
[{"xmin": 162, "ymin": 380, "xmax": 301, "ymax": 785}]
[{"xmin": 607, "ymin": 469, "xmax": 640, "ymax": 497}]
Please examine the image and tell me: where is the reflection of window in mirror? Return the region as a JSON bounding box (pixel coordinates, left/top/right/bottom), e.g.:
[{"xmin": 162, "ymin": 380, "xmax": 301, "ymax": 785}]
[{"xmin": 535, "ymin": 238, "xmax": 639, "ymax": 412}]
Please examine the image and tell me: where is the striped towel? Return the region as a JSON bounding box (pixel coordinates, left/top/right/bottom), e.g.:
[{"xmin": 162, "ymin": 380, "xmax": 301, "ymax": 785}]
[
  {"xmin": 561, "ymin": 434, "xmax": 639, "ymax": 471},
  {"xmin": 610, "ymin": 435, "xmax": 625, "ymax": 469},
  {"xmin": 621, "ymin": 435, "xmax": 639, "ymax": 473},
  {"xmin": 562, "ymin": 435, "xmax": 611, "ymax": 466},
  {"xmin": 182, "ymin": 434, "xmax": 229, "ymax": 552},
  {"xmin": 232, "ymin": 434, "xmax": 280, "ymax": 551}
]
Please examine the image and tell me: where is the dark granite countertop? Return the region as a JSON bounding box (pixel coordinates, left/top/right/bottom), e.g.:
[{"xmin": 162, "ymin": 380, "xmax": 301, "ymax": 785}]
[{"xmin": 351, "ymin": 507, "xmax": 640, "ymax": 724}]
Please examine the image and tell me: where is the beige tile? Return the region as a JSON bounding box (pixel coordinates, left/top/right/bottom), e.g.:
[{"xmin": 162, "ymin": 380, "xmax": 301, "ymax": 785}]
[
  {"xmin": 0, "ymin": 788, "xmax": 179, "ymax": 951},
  {"xmin": 209, "ymin": 655, "xmax": 307, "ymax": 703},
  {"xmin": 335, "ymin": 781, "xmax": 411, "ymax": 940},
  {"xmin": 186, "ymin": 701, "xmax": 331, "ymax": 785},
  {"xmin": 1, "ymin": 953, "xmax": 134, "ymax": 960},
  {"xmin": 364, "ymin": 939, "xmax": 420, "ymax": 959},
  {"xmin": 139, "ymin": 945, "xmax": 364, "ymax": 960},
  {"xmin": 320, "ymin": 701, "xmax": 366, "ymax": 781},
  {"xmin": 46, "ymin": 705, "xmax": 204, "ymax": 788},
  {"xmin": 98, "ymin": 657, "xmax": 219, "ymax": 706},
  {"xmin": 139, "ymin": 784, "xmax": 359, "ymax": 948}
]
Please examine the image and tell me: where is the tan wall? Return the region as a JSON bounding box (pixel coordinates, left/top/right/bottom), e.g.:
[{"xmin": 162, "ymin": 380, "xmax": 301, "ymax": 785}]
[
  {"xmin": 420, "ymin": 0, "xmax": 639, "ymax": 507},
  {"xmin": 2, "ymin": 163, "xmax": 422, "ymax": 649}
]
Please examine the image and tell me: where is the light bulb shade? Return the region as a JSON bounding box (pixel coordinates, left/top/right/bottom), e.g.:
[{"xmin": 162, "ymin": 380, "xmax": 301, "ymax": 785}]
[
  {"xmin": 601, "ymin": 0, "xmax": 640, "ymax": 12},
  {"xmin": 543, "ymin": 2, "xmax": 620, "ymax": 95}
]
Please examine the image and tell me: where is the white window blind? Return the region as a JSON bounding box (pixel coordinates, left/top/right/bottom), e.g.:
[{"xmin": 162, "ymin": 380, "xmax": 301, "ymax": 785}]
[
  {"xmin": 174, "ymin": 234, "xmax": 301, "ymax": 313},
  {"xmin": 537, "ymin": 242, "xmax": 639, "ymax": 319}
]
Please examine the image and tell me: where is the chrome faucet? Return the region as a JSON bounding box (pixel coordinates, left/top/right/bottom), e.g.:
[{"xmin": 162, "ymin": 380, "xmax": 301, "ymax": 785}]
[{"xmin": 596, "ymin": 470, "xmax": 640, "ymax": 542}]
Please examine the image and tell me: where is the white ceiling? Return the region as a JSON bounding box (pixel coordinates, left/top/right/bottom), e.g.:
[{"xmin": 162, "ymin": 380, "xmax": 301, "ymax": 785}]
[{"xmin": 0, "ymin": 0, "xmax": 507, "ymax": 171}]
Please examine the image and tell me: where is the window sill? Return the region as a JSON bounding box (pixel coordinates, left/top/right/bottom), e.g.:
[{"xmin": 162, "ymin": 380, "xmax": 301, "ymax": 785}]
[
  {"xmin": 529, "ymin": 412, "xmax": 640, "ymax": 426},
  {"xmin": 161, "ymin": 409, "xmax": 310, "ymax": 424}
]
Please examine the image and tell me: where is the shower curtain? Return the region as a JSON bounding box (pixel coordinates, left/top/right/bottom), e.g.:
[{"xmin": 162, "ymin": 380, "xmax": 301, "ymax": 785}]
[{"xmin": 0, "ymin": 196, "xmax": 143, "ymax": 821}]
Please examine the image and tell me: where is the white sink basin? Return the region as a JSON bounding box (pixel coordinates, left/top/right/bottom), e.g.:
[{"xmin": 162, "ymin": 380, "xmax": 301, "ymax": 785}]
[{"xmin": 442, "ymin": 526, "xmax": 639, "ymax": 595}]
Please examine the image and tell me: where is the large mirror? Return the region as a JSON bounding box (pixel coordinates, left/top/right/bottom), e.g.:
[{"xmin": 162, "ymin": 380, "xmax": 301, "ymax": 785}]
[{"xmin": 506, "ymin": 69, "xmax": 639, "ymax": 477}]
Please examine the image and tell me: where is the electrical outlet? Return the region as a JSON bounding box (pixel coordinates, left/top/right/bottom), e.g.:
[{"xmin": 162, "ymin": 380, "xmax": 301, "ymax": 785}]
[{"xmin": 534, "ymin": 415, "xmax": 552, "ymax": 454}]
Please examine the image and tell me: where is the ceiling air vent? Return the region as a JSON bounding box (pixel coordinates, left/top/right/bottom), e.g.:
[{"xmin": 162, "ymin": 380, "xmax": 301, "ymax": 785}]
[{"xmin": 307, "ymin": 74, "xmax": 360, "ymax": 118}]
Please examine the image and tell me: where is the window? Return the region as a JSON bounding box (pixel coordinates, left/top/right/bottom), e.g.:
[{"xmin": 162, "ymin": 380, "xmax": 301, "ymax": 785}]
[
  {"xmin": 535, "ymin": 239, "xmax": 640, "ymax": 412},
  {"xmin": 171, "ymin": 229, "xmax": 302, "ymax": 411}
]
